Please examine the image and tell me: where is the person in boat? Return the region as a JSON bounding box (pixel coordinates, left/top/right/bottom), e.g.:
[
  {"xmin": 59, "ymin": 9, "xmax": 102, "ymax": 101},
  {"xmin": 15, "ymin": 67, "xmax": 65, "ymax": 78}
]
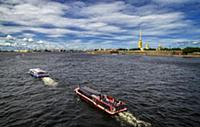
[
  {"xmin": 116, "ymin": 101, "xmax": 122, "ymax": 106},
  {"xmin": 103, "ymin": 95, "xmax": 114, "ymax": 103},
  {"xmin": 101, "ymin": 95, "xmax": 109, "ymax": 102}
]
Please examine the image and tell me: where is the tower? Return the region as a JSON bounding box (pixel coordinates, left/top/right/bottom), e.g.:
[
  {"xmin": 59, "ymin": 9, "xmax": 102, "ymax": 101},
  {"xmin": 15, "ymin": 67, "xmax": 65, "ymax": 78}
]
[
  {"xmin": 145, "ymin": 42, "xmax": 149, "ymax": 49},
  {"xmin": 138, "ymin": 30, "xmax": 143, "ymax": 49},
  {"xmin": 157, "ymin": 43, "xmax": 162, "ymax": 51}
]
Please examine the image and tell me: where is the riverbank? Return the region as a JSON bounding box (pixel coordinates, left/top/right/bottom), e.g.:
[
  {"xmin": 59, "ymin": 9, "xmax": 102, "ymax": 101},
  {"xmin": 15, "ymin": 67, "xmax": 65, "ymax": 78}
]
[
  {"xmin": 87, "ymin": 50, "xmax": 200, "ymax": 58},
  {"xmin": 1, "ymin": 50, "xmax": 200, "ymax": 58}
]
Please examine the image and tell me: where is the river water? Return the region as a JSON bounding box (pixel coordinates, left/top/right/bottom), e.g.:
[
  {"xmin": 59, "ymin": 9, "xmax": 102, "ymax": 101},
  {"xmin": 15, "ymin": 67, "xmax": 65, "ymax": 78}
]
[{"xmin": 0, "ymin": 52, "xmax": 200, "ymax": 127}]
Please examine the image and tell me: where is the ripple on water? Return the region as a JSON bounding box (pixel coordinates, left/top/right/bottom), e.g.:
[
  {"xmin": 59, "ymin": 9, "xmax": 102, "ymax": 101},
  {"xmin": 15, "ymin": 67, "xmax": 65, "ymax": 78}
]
[{"xmin": 0, "ymin": 52, "xmax": 200, "ymax": 127}]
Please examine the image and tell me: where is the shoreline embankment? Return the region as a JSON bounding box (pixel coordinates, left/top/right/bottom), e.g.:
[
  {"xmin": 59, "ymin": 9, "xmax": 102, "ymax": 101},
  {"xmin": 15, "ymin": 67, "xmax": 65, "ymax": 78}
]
[
  {"xmin": 87, "ymin": 50, "xmax": 200, "ymax": 58},
  {"xmin": 0, "ymin": 50, "xmax": 199, "ymax": 58}
]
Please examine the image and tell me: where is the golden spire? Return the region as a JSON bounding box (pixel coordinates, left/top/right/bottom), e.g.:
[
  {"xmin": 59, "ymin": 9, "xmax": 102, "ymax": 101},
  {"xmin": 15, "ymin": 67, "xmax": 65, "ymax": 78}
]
[
  {"xmin": 138, "ymin": 30, "xmax": 142, "ymax": 49},
  {"xmin": 139, "ymin": 30, "xmax": 142, "ymax": 41}
]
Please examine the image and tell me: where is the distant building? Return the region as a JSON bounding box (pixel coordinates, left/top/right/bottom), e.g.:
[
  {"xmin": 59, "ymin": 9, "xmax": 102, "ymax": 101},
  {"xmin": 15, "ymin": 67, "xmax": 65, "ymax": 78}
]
[
  {"xmin": 145, "ymin": 42, "xmax": 149, "ymax": 49},
  {"xmin": 15, "ymin": 50, "xmax": 29, "ymax": 53},
  {"xmin": 138, "ymin": 31, "xmax": 143, "ymax": 50},
  {"xmin": 157, "ymin": 43, "xmax": 162, "ymax": 51}
]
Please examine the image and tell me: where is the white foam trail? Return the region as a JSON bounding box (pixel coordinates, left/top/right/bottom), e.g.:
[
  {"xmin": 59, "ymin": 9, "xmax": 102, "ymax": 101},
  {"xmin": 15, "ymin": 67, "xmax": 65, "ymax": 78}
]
[
  {"xmin": 42, "ymin": 77, "xmax": 58, "ymax": 86},
  {"xmin": 115, "ymin": 111, "xmax": 151, "ymax": 127}
]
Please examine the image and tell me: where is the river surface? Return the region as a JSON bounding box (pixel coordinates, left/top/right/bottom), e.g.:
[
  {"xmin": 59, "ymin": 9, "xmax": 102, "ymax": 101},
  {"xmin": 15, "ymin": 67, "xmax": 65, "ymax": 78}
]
[{"xmin": 0, "ymin": 52, "xmax": 200, "ymax": 127}]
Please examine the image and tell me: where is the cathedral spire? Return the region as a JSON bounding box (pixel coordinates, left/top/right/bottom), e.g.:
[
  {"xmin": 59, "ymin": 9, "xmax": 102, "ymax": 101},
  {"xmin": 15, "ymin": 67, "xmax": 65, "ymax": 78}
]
[
  {"xmin": 139, "ymin": 30, "xmax": 142, "ymax": 41},
  {"xmin": 138, "ymin": 30, "xmax": 143, "ymax": 49}
]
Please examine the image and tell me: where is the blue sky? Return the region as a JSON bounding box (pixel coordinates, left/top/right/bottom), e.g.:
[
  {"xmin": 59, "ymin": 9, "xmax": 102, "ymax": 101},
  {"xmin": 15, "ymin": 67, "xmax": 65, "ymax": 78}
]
[{"xmin": 0, "ymin": 0, "xmax": 200, "ymax": 49}]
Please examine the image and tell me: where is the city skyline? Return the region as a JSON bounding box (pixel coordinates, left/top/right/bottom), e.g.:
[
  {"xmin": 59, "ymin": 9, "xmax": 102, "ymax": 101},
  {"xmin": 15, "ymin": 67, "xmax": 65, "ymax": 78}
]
[{"xmin": 0, "ymin": 0, "xmax": 200, "ymax": 49}]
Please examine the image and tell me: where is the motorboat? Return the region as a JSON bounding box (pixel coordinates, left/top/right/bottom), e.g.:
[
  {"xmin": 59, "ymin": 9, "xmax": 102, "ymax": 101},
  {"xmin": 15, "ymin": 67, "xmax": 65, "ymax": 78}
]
[
  {"xmin": 29, "ymin": 68, "xmax": 49, "ymax": 78},
  {"xmin": 74, "ymin": 86, "xmax": 127, "ymax": 115}
]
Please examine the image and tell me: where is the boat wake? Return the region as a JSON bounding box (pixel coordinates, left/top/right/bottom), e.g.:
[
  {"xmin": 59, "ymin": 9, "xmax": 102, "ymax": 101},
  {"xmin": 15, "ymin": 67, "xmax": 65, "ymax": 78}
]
[
  {"xmin": 42, "ymin": 77, "xmax": 58, "ymax": 86},
  {"xmin": 115, "ymin": 111, "xmax": 151, "ymax": 127}
]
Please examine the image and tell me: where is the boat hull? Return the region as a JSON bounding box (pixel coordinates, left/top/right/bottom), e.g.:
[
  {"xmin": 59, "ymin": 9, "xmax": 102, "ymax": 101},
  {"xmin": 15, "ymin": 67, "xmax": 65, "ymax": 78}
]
[
  {"xmin": 29, "ymin": 68, "xmax": 49, "ymax": 78},
  {"xmin": 74, "ymin": 87, "xmax": 127, "ymax": 115},
  {"xmin": 30, "ymin": 73, "xmax": 49, "ymax": 78}
]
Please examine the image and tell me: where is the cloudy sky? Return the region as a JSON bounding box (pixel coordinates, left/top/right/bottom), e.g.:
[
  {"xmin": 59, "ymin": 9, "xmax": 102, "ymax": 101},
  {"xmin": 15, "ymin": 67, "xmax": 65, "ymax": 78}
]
[{"xmin": 0, "ymin": 0, "xmax": 200, "ymax": 49}]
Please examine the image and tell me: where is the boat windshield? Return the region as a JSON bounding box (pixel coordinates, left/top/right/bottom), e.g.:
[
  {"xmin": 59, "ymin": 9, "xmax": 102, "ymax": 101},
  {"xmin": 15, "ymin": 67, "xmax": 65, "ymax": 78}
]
[
  {"xmin": 38, "ymin": 72, "xmax": 47, "ymax": 74},
  {"xmin": 81, "ymin": 86, "xmax": 101, "ymax": 95}
]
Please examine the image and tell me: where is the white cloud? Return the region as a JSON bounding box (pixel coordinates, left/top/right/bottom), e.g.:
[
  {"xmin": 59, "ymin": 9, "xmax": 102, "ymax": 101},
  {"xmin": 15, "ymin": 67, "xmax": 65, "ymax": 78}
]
[
  {"xmin": 30, "ymin": 27, "xmax": 77, "ymax": 35},
  {"xmin": 90, "ymin": 13, "xmax": 140, "ymax": 27},
  {"xmin": 192, "ymin": 41, "xmax": 200, "ymax": 44},
  {"xmin": 80, "ymin": 1, "xmax": 126, "ymax": 17},
  {"xmin": 0, "ymin": 0, "xmax": 69, "ymax": 26},
  {"xmin": 21, "ymin": 33, "xmax": 35, "ymax": 38},
  {"xmin": 27, "ymin": 38, "xmax": 33, "ymax": 42},
  {"xmin": 6, "ymin": 35, "xmax": 14, "ymax": 40},
  {"xmin": 153, "ymin": 0, "xmax": 192, "ymax": 4},
  {"xmin": 0, "ymin": 25, "xmax": 25, "ymax": 34},
  {"xmin": 64, "ymin": 39, "xmax": 120, "ymax": 50},
  {"xmin": 0, "ymin": 0, "xmax": 199, "ymax": 49},
  {"xmin": 23, "ymin": 38, "xmax": 28, "ymax": 41},
  {"xmin": 37, "ymin": 40, "xmax": 43, "ymax": 44}
]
